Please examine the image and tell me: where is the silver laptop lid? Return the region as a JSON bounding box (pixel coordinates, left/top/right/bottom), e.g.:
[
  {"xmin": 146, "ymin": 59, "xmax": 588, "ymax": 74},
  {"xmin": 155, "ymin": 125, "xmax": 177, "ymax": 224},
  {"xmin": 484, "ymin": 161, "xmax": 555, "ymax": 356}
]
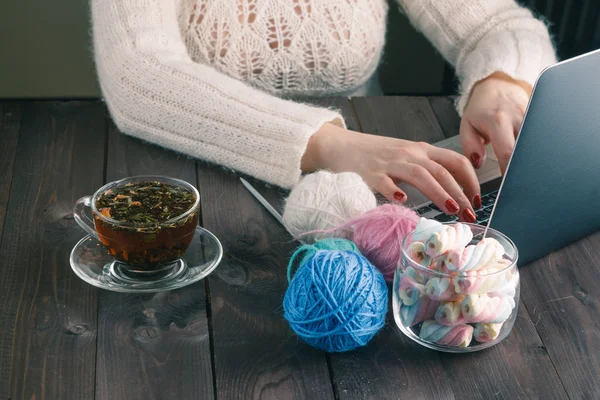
[{"xmin": 488, "ymin": 49, "xmax": 600, "ymax": 265}]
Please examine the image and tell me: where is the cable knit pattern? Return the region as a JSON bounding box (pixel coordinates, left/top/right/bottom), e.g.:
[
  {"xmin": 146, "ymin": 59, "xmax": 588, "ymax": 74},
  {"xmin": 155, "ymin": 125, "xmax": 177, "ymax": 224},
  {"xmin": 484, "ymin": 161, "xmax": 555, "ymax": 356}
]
[
  {"xmin": 91, "ymin": 0, "xmax": 556, "ymax": 188},
  {"xmin": 398, "ymin": 0, "xmax": 557, "ymax": 115}
]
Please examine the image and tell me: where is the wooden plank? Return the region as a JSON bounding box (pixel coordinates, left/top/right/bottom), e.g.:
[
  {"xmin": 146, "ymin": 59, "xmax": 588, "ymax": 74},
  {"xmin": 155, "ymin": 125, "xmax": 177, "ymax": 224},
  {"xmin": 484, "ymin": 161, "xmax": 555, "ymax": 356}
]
[
  {"xmin": 0, "ymin": 101, "xmax": 105, "ymax": 400},
  {"xmin": 0, "ymin": 102, "xmax": 24, "ymax": 246},
  {"xmin": 95, "ymin": 121, "xmax": 214, "ymax": 400},
  {"xmin": 427, "ymin": 96, "xmax": 461, "ymax": 139},
  {"xmin": 197, "ymin": 173, "xmax": 334, "ymax": 397},
  {"xmin": 351, "ymin": 96, "xmax": 446, "ymax": 142},
  {"xmin": 437, "ymin": 303, "xmax": 568, "ymax": 399},
  {"xmin": 518, "ymin": 232, "xmax": 600, "ymax": 399}
]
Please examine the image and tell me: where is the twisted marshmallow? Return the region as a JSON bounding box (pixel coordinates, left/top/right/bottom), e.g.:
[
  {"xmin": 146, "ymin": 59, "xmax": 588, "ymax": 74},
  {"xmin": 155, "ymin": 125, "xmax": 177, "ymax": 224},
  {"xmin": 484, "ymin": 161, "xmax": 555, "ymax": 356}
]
[
  {"xmin": 453, "ymin": 260, "xmax": 515, "ymax": 294},
  {"xmin": 461, "ymin": 294, "xmax": 515, "ymax": 324},
  {"xmin": 399, "ymin": 266, "xmax": 424, "ymax": 284},
  {"xmin": 479, "ymin": 237, "xmax": 505, "ymax": 259},
  {"xmin": 424, "ymin": 223, "xmax": 473, "ymax": 258},
  {"xmin": 412, "ymin": 218, "xmax": 444, "ymax": 242},
  {"xmin": 473, "ymin": 322, "xmax": 504, "ymax": 343},
  {"xmin": 488, "ymin": 268, "xmax": 519, "ymax": 298},
  {"xmin": 419, "ymin": 320, "xmax": 473, "ymax": 347},
  {"xmin": 434, "ymin": 302, "xmax": 465, "ymax": 326},
  {"xmin": 400, "ymin": 296, "xmax": 440, "ymax": 327},
  {"xmin": 406, "ymin": 241, "xmax": 431, "ymax": 267},
  {"xmin": 445, "ymin": 242, "xmax": 502, "ymax": 272},
  {"xmin": 425, "ymin": 277, "xmax": 462, "ymax": 301},
  {"xmin": 399, "ymin": 274, "xmax": 425, "ymax": 306}
]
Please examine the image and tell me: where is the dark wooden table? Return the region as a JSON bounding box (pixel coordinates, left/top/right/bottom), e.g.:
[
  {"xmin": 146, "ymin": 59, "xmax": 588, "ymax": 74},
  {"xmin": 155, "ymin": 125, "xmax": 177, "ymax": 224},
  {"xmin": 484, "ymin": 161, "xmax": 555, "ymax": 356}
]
[{"xmin": 1, "ymin": 97, "xmax": 597, "ymax": 400}]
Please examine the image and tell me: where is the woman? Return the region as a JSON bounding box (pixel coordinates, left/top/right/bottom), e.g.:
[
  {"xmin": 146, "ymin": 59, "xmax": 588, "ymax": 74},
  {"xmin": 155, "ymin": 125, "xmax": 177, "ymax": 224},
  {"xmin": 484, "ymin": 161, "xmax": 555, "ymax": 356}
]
[{"xmin": 91, "ymin": 0, "xmax": 556, "ymax": 222}]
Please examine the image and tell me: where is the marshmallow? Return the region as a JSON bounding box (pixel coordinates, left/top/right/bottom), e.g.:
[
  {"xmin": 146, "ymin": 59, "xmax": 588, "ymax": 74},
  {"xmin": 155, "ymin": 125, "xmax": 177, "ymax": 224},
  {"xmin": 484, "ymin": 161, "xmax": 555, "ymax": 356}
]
[
  {"xmin": 400, "ymin": 296, "xmax": 440, "ymax": 326},
  {"xmin": 435, "ymin": 302, "xmax": 465, "ymax": 326},
  {"xmin": 430, "ymin": 256, "xmax": 447, "ymax": 272},
  {"xmin": 453, "ymin": 260, "xmax": 516, "ymax": 295},
  {"xmin": 488, "ymin": 269, "xmax": 519, "ymax": 298},
  {"xmin": 412, "ymin": 218, "xmax": 444, "ymax": 243},
  {"xmin": 424, "ymin": 277, "xmax": 462, "ymax": 301},
  {"xmin": 424, "ymin": 223, "xmax": 473, "ymax": 258},
  {"xmin": 406, "ymin": 241, "xmax": 431, "ymax": 267},
  {"xmin": 446, "ymin": 242, "xmax": 500, "ymax": 272},
  {"xmin": 419, "ymin": 320, "xmax": 473, "ymax": 347},
  {"xmin": 399, "ymin": 274, "xmax": 425, "ymax": 306},
  {"xmin": 453, "ymin": 267, "xmax": 505, "ymax": 294},
  {"xmin": 479, "ymin": 237, "xmax": 505, "ymax": 259},
  {"xmin": 473, "ymin": 323, "xmax": 504, "ymax": 343},
  {"xmin": 399, "ymin": 266, "xmax": 425, "ymax": 284},
  {"xmin": 461, "ymin": 294, "xmax": 515, "ymax": 324}
]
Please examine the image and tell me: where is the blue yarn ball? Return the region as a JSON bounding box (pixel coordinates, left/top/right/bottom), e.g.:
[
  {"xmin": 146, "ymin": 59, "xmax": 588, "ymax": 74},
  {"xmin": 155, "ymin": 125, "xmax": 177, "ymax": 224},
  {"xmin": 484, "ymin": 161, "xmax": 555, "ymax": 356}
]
[
  {"xmin": 283, "ymin": 247, "xmax": 388, "ymax": 353},
  {"xmin": 286, "ymin": 238, "xmax": 359, "ymax": 282}
]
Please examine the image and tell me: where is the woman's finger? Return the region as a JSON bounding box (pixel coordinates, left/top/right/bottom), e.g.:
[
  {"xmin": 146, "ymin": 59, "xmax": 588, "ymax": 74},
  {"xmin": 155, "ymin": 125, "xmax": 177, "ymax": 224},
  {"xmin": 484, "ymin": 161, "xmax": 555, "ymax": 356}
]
[
  {"xmin": 415, "ymin": 158, "xmax": 476, "ymax": 222},
  {"xmin": 487, "ymin": 112, "xmax": 516, "ymax": 174},
  {"xmin": 513, "ymin": 114, "xmax": 523, "ymax": 138},
  {"xmin": 389, "ymin": 163, "xmax": 460, "ymax": 216},
  {"xmin": 460, "ymin": 118, "xmax": 487, "ymax": 169},
  {"xmin": 426, "ymin": 146, "xmax": 481, "ymax": 209},
  {"xmin": 374, "ymin": 174, "xmax": 408, "ymax": 204}
]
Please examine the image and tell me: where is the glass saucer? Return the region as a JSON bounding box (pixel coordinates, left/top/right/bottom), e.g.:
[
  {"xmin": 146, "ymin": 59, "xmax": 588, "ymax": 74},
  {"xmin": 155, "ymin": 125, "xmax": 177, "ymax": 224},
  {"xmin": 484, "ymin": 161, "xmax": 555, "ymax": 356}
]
[{"xmin": 70, "ymin": 226, "xmax": 223, "ymax": 293}]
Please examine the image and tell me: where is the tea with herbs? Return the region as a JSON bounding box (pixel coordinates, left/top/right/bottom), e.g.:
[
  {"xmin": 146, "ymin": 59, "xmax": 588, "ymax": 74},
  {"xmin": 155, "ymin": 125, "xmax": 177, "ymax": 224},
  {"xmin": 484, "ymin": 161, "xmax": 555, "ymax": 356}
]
[{"xmin": 93, "ymin": 181, "xmax": 198, "ymax": 269}]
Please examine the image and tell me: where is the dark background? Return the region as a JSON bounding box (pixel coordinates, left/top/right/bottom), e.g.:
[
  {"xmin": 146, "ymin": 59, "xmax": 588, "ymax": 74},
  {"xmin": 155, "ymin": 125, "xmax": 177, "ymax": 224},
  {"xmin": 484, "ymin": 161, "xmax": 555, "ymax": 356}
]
[
  {"xmin": 380, "ymin": 0, "xmax": 600, "ymax": 95},
  {"xmin": 0, "ymin": 0, "xmax": 598, "ymax": 98}
]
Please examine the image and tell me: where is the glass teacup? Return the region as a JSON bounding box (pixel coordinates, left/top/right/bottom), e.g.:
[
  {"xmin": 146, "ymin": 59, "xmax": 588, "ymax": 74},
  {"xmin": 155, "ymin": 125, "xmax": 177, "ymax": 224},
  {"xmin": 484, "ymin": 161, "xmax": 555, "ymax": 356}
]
[{"xmin": 74, "ymin": 176, "xmax": 200, "ymax": 273}]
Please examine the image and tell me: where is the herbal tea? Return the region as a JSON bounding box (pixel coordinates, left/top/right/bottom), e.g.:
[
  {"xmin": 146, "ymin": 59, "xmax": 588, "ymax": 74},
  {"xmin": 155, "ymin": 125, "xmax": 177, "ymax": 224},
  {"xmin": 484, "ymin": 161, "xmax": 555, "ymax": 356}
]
[{"xmin": 93, "ymin": 181, "xmax": 199, "ymax": 269}]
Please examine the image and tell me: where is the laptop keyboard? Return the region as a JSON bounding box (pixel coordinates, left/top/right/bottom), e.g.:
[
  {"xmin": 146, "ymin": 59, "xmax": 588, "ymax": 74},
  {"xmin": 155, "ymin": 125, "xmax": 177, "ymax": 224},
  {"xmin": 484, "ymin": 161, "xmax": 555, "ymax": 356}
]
[{"xmin": 415, "ymin": 189, "xmax": 499, "ymax": 225}]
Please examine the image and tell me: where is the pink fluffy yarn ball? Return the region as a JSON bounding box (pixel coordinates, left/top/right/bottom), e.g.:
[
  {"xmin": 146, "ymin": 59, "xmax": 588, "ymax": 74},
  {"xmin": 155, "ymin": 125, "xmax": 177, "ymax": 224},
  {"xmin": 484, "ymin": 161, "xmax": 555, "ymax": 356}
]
[
  {"xmin": 303, "ymin": 204, "xmax": 420, "ymax": 281},
  {"xmin": 348, "ymin": 204, "xmax": 419, "ymax": 281}
]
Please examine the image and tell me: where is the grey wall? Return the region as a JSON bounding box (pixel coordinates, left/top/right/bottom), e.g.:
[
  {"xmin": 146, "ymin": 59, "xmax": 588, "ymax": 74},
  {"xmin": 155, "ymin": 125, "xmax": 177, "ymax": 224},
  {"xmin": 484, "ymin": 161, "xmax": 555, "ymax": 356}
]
[
  {"xmin": 0, "ymin": 0, "xmax": 100, "ymax": 98},
  {"xmin": 0, "ymin": 0, "xmax": 449, "ymax": 99}
]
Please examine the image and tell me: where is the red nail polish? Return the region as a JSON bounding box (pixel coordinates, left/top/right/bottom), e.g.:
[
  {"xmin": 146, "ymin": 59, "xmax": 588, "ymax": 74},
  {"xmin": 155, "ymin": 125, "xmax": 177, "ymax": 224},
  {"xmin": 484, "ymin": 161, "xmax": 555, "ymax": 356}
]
[
  {"xmin": 463, "ymin": 209, "xmax": 476, "ymax": 223},
  {"xmin": 394, "ymin": 192, "xmax": 405, "ymax": 202},
  {"xmin": 474, "ymin": 194, "xmax": 482, "ymax": 209},
  {"xmin": 445, "ymin": 199, "xmax": 459, "ymax": 213},
  {"xmin": 470, "ymin": 153, "xmax": 481, "ymax": 168}
]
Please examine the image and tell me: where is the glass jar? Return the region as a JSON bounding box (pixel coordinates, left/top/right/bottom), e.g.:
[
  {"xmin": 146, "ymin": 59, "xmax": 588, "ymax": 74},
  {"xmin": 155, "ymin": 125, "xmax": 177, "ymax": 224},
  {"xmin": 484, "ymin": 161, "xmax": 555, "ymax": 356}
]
[{"xmin": 392, "ymin": 223, "xmax": 519, "ymax": 353}]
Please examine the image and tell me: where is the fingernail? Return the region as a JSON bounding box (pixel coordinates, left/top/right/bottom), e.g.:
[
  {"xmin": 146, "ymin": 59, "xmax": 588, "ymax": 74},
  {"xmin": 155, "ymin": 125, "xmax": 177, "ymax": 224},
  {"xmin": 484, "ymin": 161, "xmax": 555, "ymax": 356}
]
[
  {"xmin": 445, "ymin": 199, "xmax": 459, "ymax": 213},
  {"xmin": 394, "ymin": 192, "xmax": 405, "ymax": 202},
  {"xmin": 470, "ymin": 153, "xmax": 481, "ymax": 168},
  {"xmin": 474, "ymin": 194, "xmax": 482, "ymax": 209},
  {"xmin": 463, "ymin": 209, "xmax": 476, "ymax": 223}
]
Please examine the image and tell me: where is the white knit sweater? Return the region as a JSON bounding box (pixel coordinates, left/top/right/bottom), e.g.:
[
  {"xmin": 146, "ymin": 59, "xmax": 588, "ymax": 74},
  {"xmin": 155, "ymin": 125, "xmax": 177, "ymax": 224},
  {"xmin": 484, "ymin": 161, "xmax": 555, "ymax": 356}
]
[{"xmin": 91, "ymin": 0, "xmax": 556, "ymax": 188}]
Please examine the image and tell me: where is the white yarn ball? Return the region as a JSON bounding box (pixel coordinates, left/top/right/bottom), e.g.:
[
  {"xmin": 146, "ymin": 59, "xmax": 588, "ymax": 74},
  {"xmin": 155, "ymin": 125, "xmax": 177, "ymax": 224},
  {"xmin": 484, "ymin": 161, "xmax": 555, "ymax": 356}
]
[{"xmin": 283, "ymin": 171, "xmax": 377, "ymax": 242}]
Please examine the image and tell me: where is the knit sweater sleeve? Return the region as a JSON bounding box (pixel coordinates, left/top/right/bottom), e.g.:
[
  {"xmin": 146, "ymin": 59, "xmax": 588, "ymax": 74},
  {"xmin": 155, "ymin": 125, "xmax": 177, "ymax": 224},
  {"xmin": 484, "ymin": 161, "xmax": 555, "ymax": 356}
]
[
  {"xmin": 397, "ymin": 0, "xmax": 557, "ymax": 115},
  {"xmin": 91, "ymin": 0, "xmax": 345, "ymax": 189}
]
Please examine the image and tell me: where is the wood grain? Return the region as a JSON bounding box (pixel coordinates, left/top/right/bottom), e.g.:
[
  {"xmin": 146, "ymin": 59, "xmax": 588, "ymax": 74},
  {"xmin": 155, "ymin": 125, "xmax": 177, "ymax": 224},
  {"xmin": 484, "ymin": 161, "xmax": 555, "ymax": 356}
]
[
  {"xmin": 196, "ymin": 164, "xmax": 335, "ymax": 400},
  {"xmin": 0, "ymin": 101, "xmax": 105, "ymax": 400},
  {"xmin": 0, "ymin": 102, "xmax": 24, "ymax": 247},
  {"xmin": 352, "ymin": 96, "xmax": 446, "ymax": 142},
  {"xmin": 518, "ymin": 232, "xmax": 600, "ymax": 399},
  {"xmin": 94, "ymin": 121, "xmax": 214, "ymax": 400}
]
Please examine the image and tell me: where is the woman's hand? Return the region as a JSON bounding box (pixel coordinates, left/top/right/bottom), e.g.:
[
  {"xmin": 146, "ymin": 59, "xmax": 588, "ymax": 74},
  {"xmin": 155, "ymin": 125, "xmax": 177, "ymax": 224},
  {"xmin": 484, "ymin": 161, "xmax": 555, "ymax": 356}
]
[
  {"xmin": 302, "ymin": 123, "xmax": 479, "ymax": 222},
  {"xmin": 461, "ymin": 71, "xmax": 532, "ymax": 174}
]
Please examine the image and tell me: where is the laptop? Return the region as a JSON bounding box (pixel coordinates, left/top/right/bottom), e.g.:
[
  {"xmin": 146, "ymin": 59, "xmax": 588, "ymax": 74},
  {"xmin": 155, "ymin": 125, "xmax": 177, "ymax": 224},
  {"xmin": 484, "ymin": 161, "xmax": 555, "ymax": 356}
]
[{"xmin": 412, "ymin": 49, "xmax": 600, "ymax": 266}]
